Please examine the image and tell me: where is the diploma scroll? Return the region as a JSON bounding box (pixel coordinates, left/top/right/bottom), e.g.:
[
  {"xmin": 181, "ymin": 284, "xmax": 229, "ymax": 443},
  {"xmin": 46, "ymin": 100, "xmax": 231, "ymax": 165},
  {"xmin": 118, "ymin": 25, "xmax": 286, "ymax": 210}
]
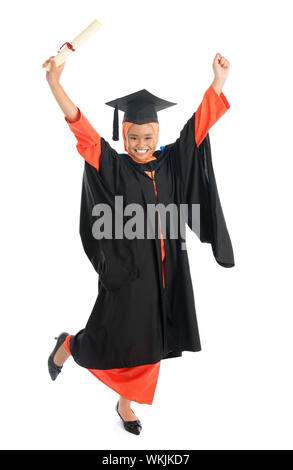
[{"xmin": 46, "ymin": 19, "xmax": 102, "ymax": 71}]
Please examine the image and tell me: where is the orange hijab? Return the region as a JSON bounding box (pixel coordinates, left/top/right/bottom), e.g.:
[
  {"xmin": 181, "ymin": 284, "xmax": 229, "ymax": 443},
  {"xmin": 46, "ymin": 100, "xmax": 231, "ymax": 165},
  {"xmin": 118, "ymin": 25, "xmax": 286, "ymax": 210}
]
[{"xmin": 122, "ymin": 121, "xmax": 159, "ymax": 163}]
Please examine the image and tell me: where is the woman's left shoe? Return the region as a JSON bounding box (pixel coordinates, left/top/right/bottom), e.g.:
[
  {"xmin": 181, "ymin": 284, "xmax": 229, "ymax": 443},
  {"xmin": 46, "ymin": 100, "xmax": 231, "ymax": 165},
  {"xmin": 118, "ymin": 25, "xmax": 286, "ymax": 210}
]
[
  {"xmin": 116, "ymin": 400, "xmax": 142, "ymax": 435},
  {"xmin": 48, "ymin": 332, "xmax": 69, "ymax": 381}
]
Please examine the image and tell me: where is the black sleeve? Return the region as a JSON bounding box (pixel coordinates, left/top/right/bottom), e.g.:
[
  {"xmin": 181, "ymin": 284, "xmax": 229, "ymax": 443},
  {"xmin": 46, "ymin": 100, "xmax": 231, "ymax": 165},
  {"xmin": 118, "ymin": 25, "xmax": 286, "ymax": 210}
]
[
  {"xmin": 97, "ymin": 137, "xmax": 120, "ymax": 195},
  {"xmin": 79, "ymin": 159, "xmax": 139, "ymax": 290},
  {"xmin": 171, "ymin": 112, "xmax": 235, "ymax": 268}
]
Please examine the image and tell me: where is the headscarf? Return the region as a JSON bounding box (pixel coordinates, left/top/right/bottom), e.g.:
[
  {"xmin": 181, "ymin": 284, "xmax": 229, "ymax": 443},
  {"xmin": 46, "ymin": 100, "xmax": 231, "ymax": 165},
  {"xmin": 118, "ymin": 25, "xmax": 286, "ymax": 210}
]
[{"xmin": 122, "ymin": 121, "xmax": 160, "ymax": 161}]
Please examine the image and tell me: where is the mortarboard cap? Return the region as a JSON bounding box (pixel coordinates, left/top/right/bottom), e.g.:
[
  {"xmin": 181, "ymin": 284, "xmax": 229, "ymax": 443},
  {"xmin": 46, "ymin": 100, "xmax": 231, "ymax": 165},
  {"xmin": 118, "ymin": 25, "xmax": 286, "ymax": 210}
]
[{"xmin": 105, "ymin": 89, "xmax": 177, "ymax": 141}]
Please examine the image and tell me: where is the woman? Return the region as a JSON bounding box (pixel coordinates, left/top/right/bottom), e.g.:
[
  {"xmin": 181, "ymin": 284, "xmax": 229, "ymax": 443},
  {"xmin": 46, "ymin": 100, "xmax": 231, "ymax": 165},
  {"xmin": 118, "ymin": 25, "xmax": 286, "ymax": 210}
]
[{"xmin": 43, "ymin": 52, "xmax": 234, "ymax": 435}]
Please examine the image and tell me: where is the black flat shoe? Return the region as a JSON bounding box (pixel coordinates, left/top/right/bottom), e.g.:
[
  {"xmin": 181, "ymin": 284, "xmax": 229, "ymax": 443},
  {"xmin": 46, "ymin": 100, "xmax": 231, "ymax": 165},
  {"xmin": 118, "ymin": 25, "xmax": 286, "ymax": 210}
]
[
  {"xmin": 116, "ymin": 400, "xmax": 142, "ymax": 435},
  {"xmin": 48, "ymin": 332, "xmax": 69, "ymax": 381}
]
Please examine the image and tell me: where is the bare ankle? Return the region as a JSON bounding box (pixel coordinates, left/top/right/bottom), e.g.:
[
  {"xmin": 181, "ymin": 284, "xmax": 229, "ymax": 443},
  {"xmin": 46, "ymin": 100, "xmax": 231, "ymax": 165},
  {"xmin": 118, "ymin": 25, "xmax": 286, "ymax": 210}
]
[
  {"xmin": 119, "ymin": 396, "xmax": 131, "ymax": 409},
  {"xmin": 53, "ymin": 342, "xmax": 70, "ymax": 367}
]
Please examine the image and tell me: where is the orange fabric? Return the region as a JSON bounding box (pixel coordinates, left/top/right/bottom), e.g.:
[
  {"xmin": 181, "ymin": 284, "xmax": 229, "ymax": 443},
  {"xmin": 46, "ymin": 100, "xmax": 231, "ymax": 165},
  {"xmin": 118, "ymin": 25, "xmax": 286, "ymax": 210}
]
[
  {"xmin": 64, "ymin": 335, "xmax": 160, "ymax": 405},
  {"xmin": 195, "ymin": 85, "xmax": 230, "ymax": 146},
  {"xmin": 64, "ymin": 85, "xmax": 230, "ymax": 404},
  {"xmin": 65, "ymin": 110, "xmax": 102, "ymax": 171}
]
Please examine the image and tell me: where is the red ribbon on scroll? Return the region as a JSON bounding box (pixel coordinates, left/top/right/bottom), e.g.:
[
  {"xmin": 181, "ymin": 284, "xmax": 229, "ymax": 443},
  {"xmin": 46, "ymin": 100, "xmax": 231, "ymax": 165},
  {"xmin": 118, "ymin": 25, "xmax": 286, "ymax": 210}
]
[{"xmin": 57, "ymin": 42, "xmax": 76, "ymax": 53}]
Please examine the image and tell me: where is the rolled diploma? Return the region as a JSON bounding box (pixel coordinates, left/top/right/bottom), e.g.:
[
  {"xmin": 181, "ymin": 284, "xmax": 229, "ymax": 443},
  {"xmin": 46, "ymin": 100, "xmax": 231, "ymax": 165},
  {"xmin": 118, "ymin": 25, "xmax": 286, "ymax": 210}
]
[{"xmin": 46, "ymin": 19, "xmax": 102, "ymax": 71}]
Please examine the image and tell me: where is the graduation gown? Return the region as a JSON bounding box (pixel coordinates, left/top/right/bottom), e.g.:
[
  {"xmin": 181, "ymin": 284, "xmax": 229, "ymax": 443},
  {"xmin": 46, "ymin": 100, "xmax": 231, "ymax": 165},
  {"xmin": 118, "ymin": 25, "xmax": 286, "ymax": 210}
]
[{"xmin": 63, "ymin": 85, "xmax": 234, "ymax": 404}]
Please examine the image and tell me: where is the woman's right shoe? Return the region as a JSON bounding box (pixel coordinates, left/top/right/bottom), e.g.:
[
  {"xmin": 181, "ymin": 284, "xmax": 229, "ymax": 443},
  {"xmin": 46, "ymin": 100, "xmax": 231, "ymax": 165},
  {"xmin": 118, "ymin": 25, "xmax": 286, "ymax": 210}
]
[
  {"xmin": 116, "ymin": 400, "xmax": 142, "ymax": 435},
  {"xmin": 48, "ymin": 332, "xmax": 69, "ymax": 381}
]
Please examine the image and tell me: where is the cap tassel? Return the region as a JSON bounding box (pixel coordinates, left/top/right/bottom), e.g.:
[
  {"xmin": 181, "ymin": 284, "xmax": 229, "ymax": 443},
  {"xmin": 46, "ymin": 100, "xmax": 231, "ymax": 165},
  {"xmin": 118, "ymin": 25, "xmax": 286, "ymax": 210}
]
[{"xmin": 113, "ymin": 103, "xmax": 119, "ymax": 141}]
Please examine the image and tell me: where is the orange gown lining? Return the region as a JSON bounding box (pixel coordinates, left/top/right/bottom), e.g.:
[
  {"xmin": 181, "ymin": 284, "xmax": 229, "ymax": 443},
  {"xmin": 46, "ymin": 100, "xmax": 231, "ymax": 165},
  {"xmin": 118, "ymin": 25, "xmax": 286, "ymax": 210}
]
[{"xmin": 64, "ymin": 85, "xmax": 230, "ymax": 404}]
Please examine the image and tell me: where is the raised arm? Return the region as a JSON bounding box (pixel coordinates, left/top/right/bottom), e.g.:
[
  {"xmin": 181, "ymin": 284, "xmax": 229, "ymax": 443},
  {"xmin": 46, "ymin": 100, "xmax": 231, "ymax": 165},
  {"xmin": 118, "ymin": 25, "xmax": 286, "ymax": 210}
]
[
  {"xmin": 195, "ymin": 53, "xmax": 231, "ymax": 146},
  {"xmin": 42, "ymin": 56, "xmax": 80, "ymax": 122},
  {"xmin": 171, "ymin": 53, "xmax": 231, "ymax": 202},
  {"xmin": 195, "ymin": 84, "xmax": 230, "ymax": 147},
  {"xmin": 42, "ymin": 56, "xmax": 102, "ymax": 171}
]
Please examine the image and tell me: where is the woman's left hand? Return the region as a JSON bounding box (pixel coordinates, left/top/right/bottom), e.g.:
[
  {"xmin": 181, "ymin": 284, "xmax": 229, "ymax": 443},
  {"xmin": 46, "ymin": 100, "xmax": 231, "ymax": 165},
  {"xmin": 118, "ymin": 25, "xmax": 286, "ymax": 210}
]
[{"xmin": 212, "ymin": 53, "xmax": 230, "ymax": 82}]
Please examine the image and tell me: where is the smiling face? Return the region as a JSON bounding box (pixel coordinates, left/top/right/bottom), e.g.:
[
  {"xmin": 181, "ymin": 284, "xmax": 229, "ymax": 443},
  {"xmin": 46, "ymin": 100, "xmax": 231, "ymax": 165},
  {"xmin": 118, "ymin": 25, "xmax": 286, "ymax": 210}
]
[{"xmin": 126, "ymin": 123, "xmax": 158, "ymax": 161}]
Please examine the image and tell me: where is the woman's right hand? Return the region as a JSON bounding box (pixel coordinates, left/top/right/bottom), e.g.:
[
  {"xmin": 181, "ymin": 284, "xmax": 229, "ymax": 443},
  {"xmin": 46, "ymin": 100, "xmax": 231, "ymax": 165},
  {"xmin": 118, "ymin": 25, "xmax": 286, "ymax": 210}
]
[{"xmin": 42, "ymin": 56, "xmax": 65, "ymax": 86}]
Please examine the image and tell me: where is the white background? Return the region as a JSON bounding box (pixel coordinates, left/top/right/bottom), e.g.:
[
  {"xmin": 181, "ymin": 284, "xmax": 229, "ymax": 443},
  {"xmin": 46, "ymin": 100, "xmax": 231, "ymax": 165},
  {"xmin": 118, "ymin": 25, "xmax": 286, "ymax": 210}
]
[{"xmin": 1, "ymin": 0, "xmax": 292, "ymax": 450}]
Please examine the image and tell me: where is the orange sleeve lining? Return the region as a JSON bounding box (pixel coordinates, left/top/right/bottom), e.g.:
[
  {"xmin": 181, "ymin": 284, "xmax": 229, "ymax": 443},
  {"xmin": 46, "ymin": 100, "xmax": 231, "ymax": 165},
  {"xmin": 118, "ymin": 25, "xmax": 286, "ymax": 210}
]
[
  {"xmin": 65, "ymin": 108, "xmax": 102, "ymax": 171},
  {"xmin": 195, "ymin": 85, "xmax": 230, "ymax": 147}
]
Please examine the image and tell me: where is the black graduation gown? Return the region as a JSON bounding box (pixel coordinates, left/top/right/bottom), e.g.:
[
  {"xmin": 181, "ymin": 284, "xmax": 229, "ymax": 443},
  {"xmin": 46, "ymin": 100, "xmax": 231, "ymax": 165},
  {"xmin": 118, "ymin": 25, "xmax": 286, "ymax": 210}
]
[{"xmin": 68, "ymin": 111, "xmax": 235, "ymax": 370}]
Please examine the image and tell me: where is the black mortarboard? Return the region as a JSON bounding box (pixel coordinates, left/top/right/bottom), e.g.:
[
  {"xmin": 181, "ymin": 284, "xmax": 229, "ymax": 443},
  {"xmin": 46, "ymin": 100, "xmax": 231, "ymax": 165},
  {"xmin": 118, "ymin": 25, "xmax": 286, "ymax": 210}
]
[{"xmin": 105, "ymin": 89, "xmax": 177, "ymax": 141}]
